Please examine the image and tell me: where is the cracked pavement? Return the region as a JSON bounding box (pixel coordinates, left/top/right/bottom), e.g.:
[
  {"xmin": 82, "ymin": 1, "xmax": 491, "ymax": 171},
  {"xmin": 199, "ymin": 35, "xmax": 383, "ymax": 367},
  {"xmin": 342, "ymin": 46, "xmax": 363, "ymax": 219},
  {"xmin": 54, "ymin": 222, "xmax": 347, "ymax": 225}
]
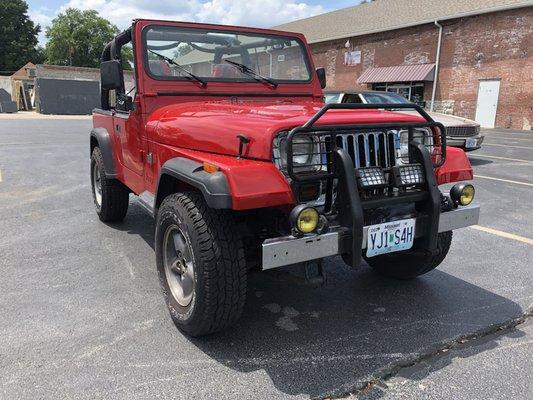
[
  {"xmin": 0, "ymin": 119, "xmax": 532, "ymax": 399},
  {"xmin": 357, "ymin": 313, "xmax": 533, "ymax": 400}
]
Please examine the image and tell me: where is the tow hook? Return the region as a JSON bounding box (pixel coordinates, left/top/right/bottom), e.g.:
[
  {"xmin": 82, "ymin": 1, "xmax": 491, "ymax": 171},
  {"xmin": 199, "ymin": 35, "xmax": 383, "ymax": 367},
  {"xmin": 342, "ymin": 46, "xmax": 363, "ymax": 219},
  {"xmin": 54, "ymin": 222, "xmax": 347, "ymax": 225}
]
[
  {"xmin": 264, "ymin": 259, "xmax": 327, "ymax": 287},
  {"xmin": 303, "ymin": 259, "xmax": 327, "ymax": 286}
]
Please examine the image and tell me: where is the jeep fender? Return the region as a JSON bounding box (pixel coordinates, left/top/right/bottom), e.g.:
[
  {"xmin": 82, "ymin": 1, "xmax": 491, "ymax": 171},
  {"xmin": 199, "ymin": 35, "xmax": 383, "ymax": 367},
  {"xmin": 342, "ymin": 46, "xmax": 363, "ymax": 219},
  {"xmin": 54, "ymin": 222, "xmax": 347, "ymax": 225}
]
[
  {"xmin": 90, "ymin": 128, "xmax": 117, "ymax": 179},
  {"xmin": 435, "ymin": 146, "xmax": 474, "ymax": 185},
  {"xmin": 155, "ymin": 152, "xmax": 295, "ymax": 211},
  {"xmin": 156, "ymin": 158, "xmax": 232, "ymax": 210}
]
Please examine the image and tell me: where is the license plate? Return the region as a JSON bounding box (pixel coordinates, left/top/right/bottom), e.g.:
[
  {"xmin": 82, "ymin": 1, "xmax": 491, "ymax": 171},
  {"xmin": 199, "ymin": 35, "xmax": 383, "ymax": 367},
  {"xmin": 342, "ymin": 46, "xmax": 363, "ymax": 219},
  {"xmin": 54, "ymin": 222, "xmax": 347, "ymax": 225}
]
[
  {"xmin": 366, "ymin": 218, "xmax": 416, "ymax": 258},
  {"xmin": 465, "ymin": 138, "xmax": 477, "ymax": 148}
]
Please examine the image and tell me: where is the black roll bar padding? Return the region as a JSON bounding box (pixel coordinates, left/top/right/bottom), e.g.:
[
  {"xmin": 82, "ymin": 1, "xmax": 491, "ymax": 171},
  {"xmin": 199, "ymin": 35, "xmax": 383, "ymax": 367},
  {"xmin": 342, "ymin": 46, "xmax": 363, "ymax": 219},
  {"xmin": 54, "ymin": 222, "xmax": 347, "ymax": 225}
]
[
  {"xmin": 411, "ymin": 141, "xmax": 441, "ymax": 253},
  {"xmin": 334, "ymin": 147, "xmax": 364, "ymax": 267},
  {"xmin": 100, "ymin": 42, "xmax": 112, "ymax": 109}
]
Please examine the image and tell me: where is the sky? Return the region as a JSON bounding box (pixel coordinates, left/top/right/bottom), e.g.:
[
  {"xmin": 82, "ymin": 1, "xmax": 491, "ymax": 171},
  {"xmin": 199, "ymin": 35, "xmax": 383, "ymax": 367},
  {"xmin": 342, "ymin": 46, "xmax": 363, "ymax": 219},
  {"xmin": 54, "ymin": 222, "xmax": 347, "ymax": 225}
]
[{"xmin": 27, "ymin": 0, "xmax": 362, "ymax": 45}]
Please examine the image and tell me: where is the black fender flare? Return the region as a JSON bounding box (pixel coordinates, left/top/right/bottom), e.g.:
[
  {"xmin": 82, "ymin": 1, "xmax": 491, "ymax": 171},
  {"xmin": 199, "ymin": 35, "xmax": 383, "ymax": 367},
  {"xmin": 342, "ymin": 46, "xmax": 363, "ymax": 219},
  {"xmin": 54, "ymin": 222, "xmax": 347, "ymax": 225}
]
[
  {"xmin": 156, "ymin": 158, "xmax": 232, "ymax": 210},
  {"xmin": 90, "ymin": 128, "xmax": 117, "ymax": 178}
]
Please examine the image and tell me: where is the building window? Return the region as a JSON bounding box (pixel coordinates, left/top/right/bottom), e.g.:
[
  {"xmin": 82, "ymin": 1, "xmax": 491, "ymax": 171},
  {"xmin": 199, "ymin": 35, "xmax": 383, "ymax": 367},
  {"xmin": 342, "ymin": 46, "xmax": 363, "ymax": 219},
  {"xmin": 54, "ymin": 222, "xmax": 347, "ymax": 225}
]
[{"xmin": 372, "ymin": 82, "xmax": 425, "ymax": 106}]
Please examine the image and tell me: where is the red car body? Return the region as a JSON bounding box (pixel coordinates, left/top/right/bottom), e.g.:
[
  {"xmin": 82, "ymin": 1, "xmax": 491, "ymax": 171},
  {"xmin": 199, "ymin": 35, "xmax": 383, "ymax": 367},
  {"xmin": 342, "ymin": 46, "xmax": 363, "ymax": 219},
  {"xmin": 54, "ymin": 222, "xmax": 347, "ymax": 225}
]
[
  {"xmin": 90, "ymin": 19, "xmax": 479, "ymax": 336},
  {"xmin": 92, "ymin": 19, "xmax": 472, "ymax": 211}
]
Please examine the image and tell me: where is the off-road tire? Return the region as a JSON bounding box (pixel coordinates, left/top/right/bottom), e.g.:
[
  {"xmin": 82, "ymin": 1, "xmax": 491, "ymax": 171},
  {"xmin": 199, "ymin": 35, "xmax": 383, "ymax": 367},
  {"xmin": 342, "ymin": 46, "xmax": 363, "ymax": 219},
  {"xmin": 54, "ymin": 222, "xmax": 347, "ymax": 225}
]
[
  {"xmin": 365, "ymin": 231, "xmax": 453, "ymax": 279},
  {"xmin": 155, "ymin": 192, "xmax": 247, "ymax": 336},
  {"xmin": 90, "ymin": 147, "xmax": 129, "ymax": 222}
]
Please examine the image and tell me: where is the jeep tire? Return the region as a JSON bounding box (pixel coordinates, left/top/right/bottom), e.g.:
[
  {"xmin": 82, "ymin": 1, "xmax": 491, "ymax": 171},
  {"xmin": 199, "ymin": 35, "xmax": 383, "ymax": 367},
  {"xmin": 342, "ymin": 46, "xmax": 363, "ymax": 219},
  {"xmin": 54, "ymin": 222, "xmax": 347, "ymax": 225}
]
[
  {"xmin": 365, "ymin": 231, "xmax": 452, "ymax": 279},
  {"xmin": 155, "ymin": 192, "xmax": 247, "ymax": 337},
  {"xmin": 90, "ymin": 147, "xmax": 129, "ymax": 222}
]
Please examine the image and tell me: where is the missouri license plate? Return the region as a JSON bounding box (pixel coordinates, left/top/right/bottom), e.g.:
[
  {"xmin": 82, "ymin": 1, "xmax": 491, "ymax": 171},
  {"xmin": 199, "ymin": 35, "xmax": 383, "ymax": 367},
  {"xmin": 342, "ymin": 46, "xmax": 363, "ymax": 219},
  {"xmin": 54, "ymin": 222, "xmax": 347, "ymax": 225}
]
[
  {"xmin": 465, "ymin": 138, "xmax": 478, "ymax": 148},
  {"xmin": 366, "ymin": 218, "xmax": 416, "ymax": 258}
]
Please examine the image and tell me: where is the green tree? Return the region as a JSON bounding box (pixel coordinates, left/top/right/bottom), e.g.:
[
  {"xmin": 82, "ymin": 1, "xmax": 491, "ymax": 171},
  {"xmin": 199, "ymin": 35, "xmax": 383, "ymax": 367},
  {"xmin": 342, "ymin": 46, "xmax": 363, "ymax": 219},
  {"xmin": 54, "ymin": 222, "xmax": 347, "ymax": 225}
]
[
  {"xmin": 0, "ymin": 0, "xmax": 44, "ymax": 73},
  {"xmin": 45, "ymin": 8, "xmax": 131, "ymax": 69},
  {"xmin": 173, "ymin": 43, "xmax": 194, "ymax": 59}
]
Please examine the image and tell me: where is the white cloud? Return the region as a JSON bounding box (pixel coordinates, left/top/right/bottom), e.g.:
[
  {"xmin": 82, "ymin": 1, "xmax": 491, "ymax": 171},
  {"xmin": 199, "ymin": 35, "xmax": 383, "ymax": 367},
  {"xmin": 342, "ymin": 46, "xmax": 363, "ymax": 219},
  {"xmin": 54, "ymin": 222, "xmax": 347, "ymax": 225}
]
[
  {"xmin": 28, "ymin": 7, "xmax": 54, "ymax": 45},
  {"xmin": 196, "ymin": 0, "xmax": 324, "ymax": 27},
  {"xmin": 30, "ymin": 0, "xmax": 325, "ymax": 45}
]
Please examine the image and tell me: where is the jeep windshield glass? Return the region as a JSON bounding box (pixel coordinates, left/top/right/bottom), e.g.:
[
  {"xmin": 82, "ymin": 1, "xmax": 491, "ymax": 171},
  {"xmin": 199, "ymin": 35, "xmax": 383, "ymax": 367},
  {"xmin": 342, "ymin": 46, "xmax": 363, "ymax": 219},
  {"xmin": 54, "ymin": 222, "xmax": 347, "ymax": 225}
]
[{"xmin": 143, "ymin": 26, "xmax": 312, "ymax": 84}]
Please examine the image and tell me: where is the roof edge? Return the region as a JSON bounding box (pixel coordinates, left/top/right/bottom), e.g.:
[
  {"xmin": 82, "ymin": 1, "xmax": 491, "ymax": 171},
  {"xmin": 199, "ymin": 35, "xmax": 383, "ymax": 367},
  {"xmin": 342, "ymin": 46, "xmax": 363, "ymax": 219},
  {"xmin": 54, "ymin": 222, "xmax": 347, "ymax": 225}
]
[{"xmin": 305, "ymin": 2, "xmax": 532, "ymax": 44}]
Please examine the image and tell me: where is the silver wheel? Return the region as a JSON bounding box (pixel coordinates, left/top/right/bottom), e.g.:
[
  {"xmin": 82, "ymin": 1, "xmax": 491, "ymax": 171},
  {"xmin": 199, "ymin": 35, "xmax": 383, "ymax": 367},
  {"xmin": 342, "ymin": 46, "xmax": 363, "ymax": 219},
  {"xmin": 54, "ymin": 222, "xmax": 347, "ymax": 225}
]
[
  {"xmin": 163, "ymin": 225, "xmax": 195, "ymax": 307},
  {"xmin": 93, "ymin": 162, "xmax": 102, "ymax": 207}
]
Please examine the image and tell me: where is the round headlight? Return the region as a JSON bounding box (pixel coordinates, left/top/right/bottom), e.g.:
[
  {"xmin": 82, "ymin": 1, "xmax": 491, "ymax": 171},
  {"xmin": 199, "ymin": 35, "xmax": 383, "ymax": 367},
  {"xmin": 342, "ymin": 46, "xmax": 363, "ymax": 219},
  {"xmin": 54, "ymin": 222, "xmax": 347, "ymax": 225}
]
[
  {"xmin": 290, "ymin": 205, "xmax": 319, "ymax": 234},
  {"xmin": 275, "ymin": 134, "xmax": 320, "ymax": 171},
  {"xmin": 292, "ymin": 136, "xmax": 314, "ymax": 165},
  {"xmin": 450, "ymin": 183, "xmax": 475, "ymax": 206}
]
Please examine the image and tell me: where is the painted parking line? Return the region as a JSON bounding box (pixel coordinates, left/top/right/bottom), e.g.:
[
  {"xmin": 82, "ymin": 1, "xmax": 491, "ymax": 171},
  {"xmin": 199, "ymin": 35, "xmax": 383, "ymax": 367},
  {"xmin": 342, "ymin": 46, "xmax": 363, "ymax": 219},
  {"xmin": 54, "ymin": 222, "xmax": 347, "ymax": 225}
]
[
  {"xmin": 483, "ymin": 130, "xmax": 533, "ymax": 137},
  {"xmin": 474, "ymin": 175, "xmax": 533, "ymax": 187},
  {"xmin": 469, "ymin": 154, "xmax": 533, "ymax": 164},
  {"xmin": 483, "ymin": 136, "xmax": 533, "ymax": 142},
  {"xmin": 0, "ymin": 170, "xmax": 2, "ymax": 182},
  {"xmin": 482, "ymin": 143, "xmax": 533, "ymax": 150},
  {"xmin": 470, "ymin": 225, "xmax": 533, "ymax": 245}
]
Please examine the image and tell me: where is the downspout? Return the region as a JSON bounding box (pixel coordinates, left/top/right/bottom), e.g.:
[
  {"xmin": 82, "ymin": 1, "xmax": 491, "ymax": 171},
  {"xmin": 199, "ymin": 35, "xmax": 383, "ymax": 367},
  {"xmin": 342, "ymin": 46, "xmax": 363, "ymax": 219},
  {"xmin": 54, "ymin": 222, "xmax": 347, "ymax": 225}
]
[{"xmin": 430, "ymin": 20, "xmax": 443, "ymax": 112}]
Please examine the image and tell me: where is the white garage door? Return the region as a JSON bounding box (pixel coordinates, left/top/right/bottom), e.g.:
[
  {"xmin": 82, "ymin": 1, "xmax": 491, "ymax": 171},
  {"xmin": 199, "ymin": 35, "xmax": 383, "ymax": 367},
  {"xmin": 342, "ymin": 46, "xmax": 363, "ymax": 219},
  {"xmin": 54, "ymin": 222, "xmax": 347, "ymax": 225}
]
[{"xmin": 475, "ymin": 79, "xmax": 500, "ymax": 128}]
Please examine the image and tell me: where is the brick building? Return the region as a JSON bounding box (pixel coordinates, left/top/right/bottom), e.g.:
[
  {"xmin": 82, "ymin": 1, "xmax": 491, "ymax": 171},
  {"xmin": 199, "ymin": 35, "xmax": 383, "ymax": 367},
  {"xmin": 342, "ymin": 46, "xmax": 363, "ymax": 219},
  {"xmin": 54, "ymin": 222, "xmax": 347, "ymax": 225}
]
[{"xmin": 276, "ymin": 0, "xmax": 533, "ymax": 129}]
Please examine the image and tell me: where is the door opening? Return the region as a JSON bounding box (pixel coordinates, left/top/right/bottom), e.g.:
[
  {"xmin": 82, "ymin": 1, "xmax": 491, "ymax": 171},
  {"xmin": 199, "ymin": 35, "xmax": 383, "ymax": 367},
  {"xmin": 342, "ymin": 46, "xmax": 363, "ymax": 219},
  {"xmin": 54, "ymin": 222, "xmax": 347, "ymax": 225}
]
[{"xmin": 475, "ymin": 79, "xmax": 500, "ymax": 128}]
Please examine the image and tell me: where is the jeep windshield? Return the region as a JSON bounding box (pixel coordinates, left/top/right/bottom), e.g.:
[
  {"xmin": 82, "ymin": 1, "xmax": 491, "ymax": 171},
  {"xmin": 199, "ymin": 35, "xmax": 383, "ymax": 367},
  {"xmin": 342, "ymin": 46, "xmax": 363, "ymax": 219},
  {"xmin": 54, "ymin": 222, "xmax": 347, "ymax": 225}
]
[{"xmin": 143, "ymin": 26, "xmax": 312, "ymax": 84}]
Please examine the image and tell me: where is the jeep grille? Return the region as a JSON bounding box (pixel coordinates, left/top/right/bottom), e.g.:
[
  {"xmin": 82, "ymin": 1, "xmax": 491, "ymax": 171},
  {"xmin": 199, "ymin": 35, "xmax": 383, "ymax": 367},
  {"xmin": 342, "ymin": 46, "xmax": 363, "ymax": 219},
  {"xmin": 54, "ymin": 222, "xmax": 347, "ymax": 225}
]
[
  {"xmin": 274, "ymin": 127, "xmax": 441, "ymax": 183},
  {"xmin": 329, "ymin": 131, "xmax": 397, "ymax": 169},
  {"xmin": 446, "ymin": 125, "xmax": 479, "ymax": 137}
]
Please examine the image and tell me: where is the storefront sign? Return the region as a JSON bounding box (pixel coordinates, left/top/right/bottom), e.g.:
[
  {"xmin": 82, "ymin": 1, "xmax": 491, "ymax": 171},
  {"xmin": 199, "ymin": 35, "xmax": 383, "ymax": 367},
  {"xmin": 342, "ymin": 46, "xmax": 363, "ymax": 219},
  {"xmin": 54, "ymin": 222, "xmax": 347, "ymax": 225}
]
[{"xmin": 344, "ymin": 50, "xmax": 361, "ymax": 66}]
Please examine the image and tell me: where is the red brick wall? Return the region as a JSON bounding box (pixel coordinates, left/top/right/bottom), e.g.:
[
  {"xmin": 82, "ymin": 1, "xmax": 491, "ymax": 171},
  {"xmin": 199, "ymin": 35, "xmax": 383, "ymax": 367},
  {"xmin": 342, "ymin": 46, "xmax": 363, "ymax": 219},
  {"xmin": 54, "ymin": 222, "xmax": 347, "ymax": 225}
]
[{"xmin": 309, "ymin": 7, "xmax": 533, "ymax": 129}]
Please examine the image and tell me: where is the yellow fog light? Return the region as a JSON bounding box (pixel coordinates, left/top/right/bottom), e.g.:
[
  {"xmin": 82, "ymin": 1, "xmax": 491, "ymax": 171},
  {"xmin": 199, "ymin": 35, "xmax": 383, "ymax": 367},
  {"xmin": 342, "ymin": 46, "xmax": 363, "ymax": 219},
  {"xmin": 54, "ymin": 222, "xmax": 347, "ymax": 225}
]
[
  {"xmin": 450, "ymin": 183, "xmax": 475, "ymax": 206},
  {"xmin": 290, "ymin": 205, "xmax": 319, "ymax": 234}
]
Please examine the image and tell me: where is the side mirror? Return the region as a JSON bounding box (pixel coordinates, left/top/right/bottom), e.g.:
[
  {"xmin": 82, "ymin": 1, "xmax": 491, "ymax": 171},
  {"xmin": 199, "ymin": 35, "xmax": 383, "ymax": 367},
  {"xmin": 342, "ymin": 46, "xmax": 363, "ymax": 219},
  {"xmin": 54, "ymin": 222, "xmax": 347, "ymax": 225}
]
[
  {"xmin": 316, "ymin": 67, "xmax": 326, "ymax": 89},
  {"xmin": 101, "ymin": 60, "xmax": 123, "ymax": 90}
]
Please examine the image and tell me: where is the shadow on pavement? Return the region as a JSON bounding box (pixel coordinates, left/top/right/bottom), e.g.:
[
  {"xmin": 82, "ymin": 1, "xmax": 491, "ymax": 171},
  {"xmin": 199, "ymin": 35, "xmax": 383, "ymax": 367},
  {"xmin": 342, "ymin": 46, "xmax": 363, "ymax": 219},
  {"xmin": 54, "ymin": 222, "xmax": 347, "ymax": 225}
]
[
  {"xmin": 113, "ymin": 200, "xmax": 523, "ymax": 399},
  {"xmin": 468, "ymin": 156, "xmax": 493, "ymax": 166},
  {"xmin": 108, "ymin": 201, "xmax": 156, "ymax": 250},
  {"xmin": 186, "ymin": 264, "xmax": 523, "ymax": 398}
]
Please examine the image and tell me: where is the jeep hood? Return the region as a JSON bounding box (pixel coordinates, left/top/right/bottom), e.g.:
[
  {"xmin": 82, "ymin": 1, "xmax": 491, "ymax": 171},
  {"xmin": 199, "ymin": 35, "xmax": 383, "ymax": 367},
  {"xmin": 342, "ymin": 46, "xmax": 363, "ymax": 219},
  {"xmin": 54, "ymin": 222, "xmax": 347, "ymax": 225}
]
[{"xmin": 149, "ymin": 101, "xmax": 425, "ymax": 161}]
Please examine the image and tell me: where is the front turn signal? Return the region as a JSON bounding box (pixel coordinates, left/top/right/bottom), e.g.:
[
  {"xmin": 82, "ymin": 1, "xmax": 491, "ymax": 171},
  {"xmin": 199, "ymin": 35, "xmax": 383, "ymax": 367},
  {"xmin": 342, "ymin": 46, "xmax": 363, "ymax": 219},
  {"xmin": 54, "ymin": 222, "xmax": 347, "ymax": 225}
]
[{"xmin": 203, "ymin": 162, "xmax": 219, "ymax": 173}]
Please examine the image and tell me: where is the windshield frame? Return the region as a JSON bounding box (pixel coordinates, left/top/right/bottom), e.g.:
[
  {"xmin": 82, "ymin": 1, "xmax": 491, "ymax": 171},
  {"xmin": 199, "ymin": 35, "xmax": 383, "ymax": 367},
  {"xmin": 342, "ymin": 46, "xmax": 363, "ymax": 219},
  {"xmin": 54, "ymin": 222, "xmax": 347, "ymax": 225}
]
[{"xmin": 141, "ymin": 24, "xmax": 314, "ymax": 85}]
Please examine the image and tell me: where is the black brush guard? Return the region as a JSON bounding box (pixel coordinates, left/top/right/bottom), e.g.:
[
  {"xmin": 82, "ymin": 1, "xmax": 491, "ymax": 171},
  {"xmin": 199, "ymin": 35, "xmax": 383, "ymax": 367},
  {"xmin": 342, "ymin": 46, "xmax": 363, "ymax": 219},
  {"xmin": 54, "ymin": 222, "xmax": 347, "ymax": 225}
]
[{"xmin": 285, "ymin": 103, "xmax": 447, "ymax": 267}]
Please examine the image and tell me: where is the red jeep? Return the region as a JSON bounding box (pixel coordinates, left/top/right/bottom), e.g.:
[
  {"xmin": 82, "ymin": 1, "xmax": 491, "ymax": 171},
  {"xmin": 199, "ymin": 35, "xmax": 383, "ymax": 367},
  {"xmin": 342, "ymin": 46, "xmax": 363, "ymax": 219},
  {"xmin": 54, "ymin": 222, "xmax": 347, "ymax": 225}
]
[{"xmin": 91, "ymin": 19, "xmax": 480, "ymax": 336}]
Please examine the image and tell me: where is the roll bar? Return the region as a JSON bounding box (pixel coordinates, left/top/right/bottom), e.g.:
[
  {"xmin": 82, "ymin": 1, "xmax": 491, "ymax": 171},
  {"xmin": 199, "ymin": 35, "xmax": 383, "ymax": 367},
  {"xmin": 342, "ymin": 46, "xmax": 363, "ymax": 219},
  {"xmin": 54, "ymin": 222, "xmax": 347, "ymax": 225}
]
[{"xmin": 100, "ymin": 27, "xmax": 132, "ymax": 110}]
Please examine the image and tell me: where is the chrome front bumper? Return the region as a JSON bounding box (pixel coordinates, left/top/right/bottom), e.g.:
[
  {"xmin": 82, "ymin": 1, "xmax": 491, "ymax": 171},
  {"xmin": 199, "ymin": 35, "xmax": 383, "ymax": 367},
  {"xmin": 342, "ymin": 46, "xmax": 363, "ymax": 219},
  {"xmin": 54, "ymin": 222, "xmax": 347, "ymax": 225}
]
[
  {"xmin": 262, "ymin": 204, "xmax": 480, "ymax": 270},
  {"xmin": 447, "ymin": 135, "xmax": 484, "ymax": 150}
]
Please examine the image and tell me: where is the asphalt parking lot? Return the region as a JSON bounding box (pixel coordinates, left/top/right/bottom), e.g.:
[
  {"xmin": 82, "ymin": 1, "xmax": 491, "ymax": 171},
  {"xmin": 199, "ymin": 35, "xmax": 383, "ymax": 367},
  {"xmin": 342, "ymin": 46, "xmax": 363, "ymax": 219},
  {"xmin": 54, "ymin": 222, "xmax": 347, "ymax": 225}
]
[{"xmin": 0, "ymin": 118, "xmax": 531, "ymax": 399}]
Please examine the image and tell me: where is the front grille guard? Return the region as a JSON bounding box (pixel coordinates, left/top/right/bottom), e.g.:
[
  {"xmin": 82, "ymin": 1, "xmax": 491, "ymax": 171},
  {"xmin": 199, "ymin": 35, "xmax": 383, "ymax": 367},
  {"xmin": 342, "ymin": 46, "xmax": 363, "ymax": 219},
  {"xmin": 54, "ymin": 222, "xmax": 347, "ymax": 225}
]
[
  {"xmin": 286, "ymin": 103, "xmax": 447, "ymax": 183},
  {"xmin": 284, "ymin": 103, "xmax": 445, "ymax": 267}
]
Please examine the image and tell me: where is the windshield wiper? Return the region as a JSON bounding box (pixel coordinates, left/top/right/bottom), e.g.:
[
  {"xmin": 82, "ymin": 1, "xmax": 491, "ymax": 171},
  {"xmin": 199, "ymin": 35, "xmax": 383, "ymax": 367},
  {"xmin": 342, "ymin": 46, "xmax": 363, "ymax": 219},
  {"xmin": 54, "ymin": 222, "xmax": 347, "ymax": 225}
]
[
  {"xmin": 224, "ymin": 60, "xmax": 278, "ymax": 89},
  {"xmin": 148, "ymin": 49, "xmax": 207, "ymax": 88}
]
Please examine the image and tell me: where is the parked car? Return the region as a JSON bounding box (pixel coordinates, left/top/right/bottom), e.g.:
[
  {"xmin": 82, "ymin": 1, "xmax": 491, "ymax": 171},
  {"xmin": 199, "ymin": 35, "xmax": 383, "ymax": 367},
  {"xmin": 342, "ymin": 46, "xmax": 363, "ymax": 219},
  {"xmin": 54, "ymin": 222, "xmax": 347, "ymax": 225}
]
[
  {"xmin": 90, "ymin": 20, "xmax": 480, "ymax": 336},
  {"xmin": 325, "ymin": 91, "xmax": 484, "ymax": 151}
]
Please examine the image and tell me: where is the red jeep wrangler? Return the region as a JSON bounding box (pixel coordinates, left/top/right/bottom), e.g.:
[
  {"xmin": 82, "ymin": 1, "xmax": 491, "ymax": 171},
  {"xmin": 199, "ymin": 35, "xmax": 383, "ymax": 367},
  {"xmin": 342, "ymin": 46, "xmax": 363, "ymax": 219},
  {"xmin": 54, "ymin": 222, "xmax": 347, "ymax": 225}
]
[{"xmin": 90, "ymin": 19, "xmax": 480, "ymax": 336}]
